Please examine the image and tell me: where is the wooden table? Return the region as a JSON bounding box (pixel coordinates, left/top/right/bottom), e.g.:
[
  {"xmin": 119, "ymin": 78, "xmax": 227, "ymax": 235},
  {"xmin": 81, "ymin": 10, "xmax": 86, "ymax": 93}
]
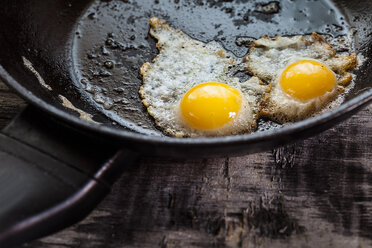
[{"xmin": 1, "ymin": 81, "xmax": 371, "ymax": 247}]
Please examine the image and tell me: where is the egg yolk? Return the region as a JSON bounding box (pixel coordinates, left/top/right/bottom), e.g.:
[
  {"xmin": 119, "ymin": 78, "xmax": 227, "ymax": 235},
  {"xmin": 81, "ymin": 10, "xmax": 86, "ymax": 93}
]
[
  {"xmin": 180, "ymin": 82, "xmax": 242, "ymax": 130},
  {"xmin": 280, "ymin": 60, "xmax": 337, "ymax": 101}
]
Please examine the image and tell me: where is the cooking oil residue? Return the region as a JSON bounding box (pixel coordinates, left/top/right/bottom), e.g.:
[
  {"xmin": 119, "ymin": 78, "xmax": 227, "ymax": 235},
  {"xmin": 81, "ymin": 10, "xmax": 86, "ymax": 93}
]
[{"xmin": 73, "ymin": 0, "xmax": 353, "ymax": 135}]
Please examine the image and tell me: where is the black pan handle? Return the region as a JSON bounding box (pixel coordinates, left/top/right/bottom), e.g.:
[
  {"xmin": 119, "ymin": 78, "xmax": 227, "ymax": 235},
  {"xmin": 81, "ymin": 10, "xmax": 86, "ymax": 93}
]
[{"xmin": 0, "ymin": 106, "xmax": 138, "ymax": 248}]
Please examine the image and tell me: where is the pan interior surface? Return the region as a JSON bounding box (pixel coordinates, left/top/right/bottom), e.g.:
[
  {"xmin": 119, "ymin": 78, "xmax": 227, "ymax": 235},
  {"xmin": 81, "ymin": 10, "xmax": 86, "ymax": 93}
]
[
  {"xmin": 0, "ymin": 0, "xmax": 371, "ymax": 144},
  {"xmin": 72, "ymin": 0, "xmax": 370, "ymax": 137}
]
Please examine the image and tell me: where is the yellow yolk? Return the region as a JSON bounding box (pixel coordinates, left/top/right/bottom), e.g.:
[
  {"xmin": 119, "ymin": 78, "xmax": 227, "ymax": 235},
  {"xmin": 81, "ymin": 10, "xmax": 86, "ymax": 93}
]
[
  {"xmin": 280, "ymin": 60, "xmax": 337, "ymax": 101},
  {"xmin": 180, "ymin": 82, "xmax": 242, "ymax": 130}
]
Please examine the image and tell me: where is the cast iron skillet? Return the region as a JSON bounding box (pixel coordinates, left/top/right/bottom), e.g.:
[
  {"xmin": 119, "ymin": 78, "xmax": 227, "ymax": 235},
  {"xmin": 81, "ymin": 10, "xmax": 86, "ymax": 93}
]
[{"xmin": 0, "ymin": 0, "xmax": 371, "ymax": 247}]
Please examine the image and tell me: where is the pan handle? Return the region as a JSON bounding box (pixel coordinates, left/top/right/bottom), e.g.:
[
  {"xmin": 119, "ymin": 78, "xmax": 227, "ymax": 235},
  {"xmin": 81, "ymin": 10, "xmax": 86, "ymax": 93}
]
[{"xmin": 0, "ymin": 106, "xmax": 138, "ymax": 248}]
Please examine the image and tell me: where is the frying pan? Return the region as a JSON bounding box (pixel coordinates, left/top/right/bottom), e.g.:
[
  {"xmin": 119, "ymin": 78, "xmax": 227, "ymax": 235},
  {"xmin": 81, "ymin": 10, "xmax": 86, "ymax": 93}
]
[{"xmin": 0, "ymin": 0, "xmax": 371, "ymax": 247}]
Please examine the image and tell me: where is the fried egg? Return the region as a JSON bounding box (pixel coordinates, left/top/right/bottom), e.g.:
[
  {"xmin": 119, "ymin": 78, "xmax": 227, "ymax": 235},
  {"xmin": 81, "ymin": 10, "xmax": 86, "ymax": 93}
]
[
  {"xmin": 245, "ymin": 33, "xmax": 357, "ymax": 123},
  {"xmin": 140, "ymin": 17, "xmax": 268, "ymax": 137}
]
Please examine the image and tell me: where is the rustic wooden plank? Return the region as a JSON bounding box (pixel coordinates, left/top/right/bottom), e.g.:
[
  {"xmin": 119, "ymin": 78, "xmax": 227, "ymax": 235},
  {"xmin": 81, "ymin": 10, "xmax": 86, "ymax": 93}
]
[
  {"xmin": 24, "ymin": 105, "xmax": 372, "ymax": 248},
  {"xmin": 0, "ymin": 82, "xmax": 26, "ymax": 129},
  {"xmin": 1, "ymin": 80, "xmax": 372, "ymax": 247}
]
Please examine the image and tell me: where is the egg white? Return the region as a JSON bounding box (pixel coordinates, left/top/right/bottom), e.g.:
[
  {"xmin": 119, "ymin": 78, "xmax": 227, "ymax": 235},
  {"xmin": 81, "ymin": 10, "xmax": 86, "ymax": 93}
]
[
  {"xmin": 245, "ymin": 33, "xmax": 357, "ymax": 123},
  {"xmin": 140, "ymin": 17, "xmax": 268, "ymax": 137}
]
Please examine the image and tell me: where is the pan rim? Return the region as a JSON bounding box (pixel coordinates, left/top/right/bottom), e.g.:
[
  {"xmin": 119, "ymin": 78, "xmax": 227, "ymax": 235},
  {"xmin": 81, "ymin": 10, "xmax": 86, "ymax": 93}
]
[{"xmin": 1, "ymin": 64, "xmax": 372, "ymax": 147}]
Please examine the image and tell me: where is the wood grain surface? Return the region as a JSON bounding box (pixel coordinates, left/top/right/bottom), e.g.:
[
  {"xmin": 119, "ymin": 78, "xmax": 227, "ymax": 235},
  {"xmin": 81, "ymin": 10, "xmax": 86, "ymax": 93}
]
[{"xmin": 1, "ymin": 81, "xmax": 371, "ymax": 248}]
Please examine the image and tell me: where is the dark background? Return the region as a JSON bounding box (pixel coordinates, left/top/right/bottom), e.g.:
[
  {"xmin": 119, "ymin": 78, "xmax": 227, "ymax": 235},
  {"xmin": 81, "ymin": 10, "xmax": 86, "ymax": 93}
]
[{"xmin": 1, "ymin": 80, "xmax": 371, "ymax": 247}]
